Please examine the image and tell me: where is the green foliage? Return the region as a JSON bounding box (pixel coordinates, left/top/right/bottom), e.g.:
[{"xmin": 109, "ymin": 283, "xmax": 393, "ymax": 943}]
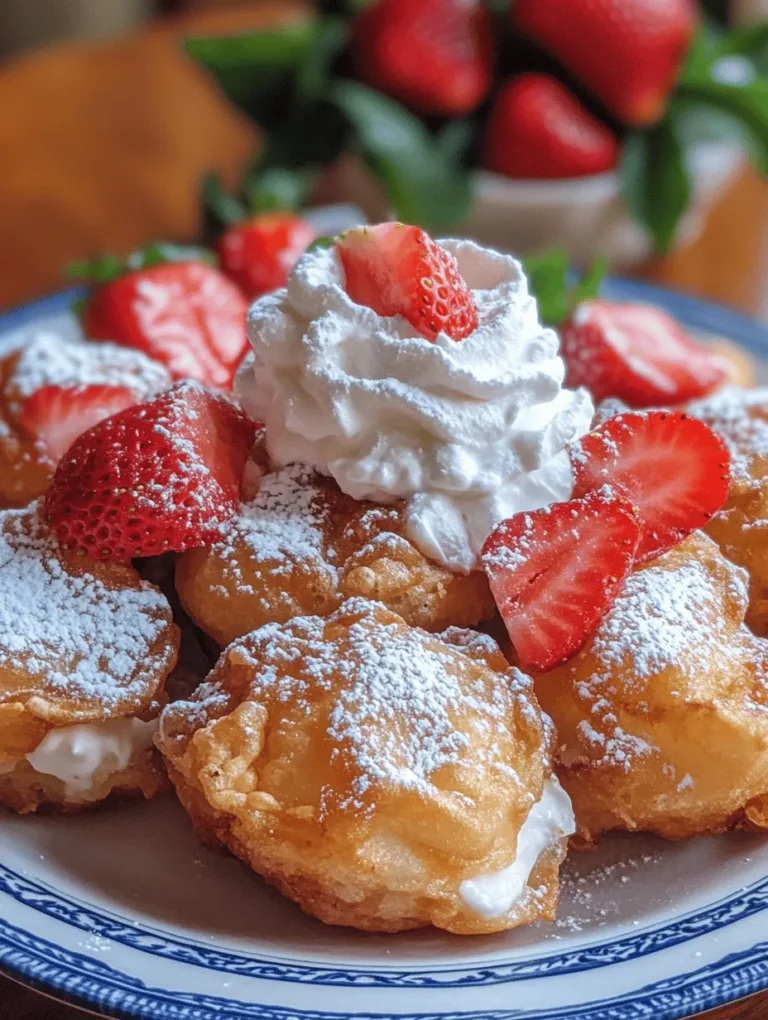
[
  {"xmin": 523, "ymin": 248, "xmax": 607, "ymax": 327},
  {"xmin": 329, "ymin": 82, "xmax": 472, "ymax": 227},
  {"xmin": 68, "ymin": 243, "xmax": 216, "ymax": 284},
  {"xmin": 621, "ymin": 118, "xmax": 691, "ymax": 254},
  {"xmin": 185, "ymin": 10, "xmax": 768, "ymax": 249}
]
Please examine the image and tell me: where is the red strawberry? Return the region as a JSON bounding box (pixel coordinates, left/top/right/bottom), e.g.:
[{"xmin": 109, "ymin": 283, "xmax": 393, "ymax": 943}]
[
  {"xmin": 336, "ymin": 222, "xmax": 478, "ymax": 342},
  {"xmin": 514, "ymin": 0, "xmax": 697, "ymax": 127},
  {"xmin": 570, "ymin": 411, "xmax": 731, "ymax": 563},
  {"xmin": 45, "ymin": 382, "xmax": 256, "ymax": 561},
  {"xmin": 561, "ymin": 301, "xmax": 728, "ymax": 407},
  {"xmin": 481, "ymin": 75, "xmax": 619, "ymax": 180},
  {"xmin": 217, "ymin": 213, "xmax": 317, "ymax": 300},
  {"xmin": 352, "ymin": 0, "xmax": 493, "ymax": 117},
  {"xmin": 18, "ymin": 384, "xmax": 138, "ymax": 464},
  {"xmin": 482, "ymin": 490, "xmax": 640, "ymax": 674},
  {"xmin": 84, "ymin": 262, "xmax": 249, "ymax": 390}
]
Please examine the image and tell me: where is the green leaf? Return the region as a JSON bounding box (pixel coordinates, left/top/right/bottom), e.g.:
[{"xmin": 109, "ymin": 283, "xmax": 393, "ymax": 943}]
[
  {"xmin": 523, "ymin": 249, "xmax": 607, "ymax": 327},
  {"xmin": 201, "ymin": 172, "xmax": 245, "ymax": 240},
  {"xmin": 305, "ymin": 235, "xmax": 335, "ymax": 252},
  {"xmin": 245, "ymin": 166, "xmax": 316, "ymax": 214},
  {"xmin": 719, "ymin": 23, "xmax": 768, "ymax": 75},
  {"xmin": 677, "ymin": 78, "xmax": 768, "ymax": 174},
  {"xmin": 522, "ymin": 249, "xmax": 570, "ymax": 327},
  {"xmin": 70, "ymin": 294, "xmax": 88, "ymax": 319},
  {"xmin": 329, "ymin": 81, "xmax": 472, "ymax": 228},
  {"xmin": 67, "ymin": 255, "xmax": 127, "ymax": 284},
  {"xmin": 571, "ymin": 256, "xmax": 609, "ymax": 306},
  {"xmin": 437, "ymin": 119, "xmax": 473, "ymax": 166},
  {"xmin": 293, "ymin": 17, "xmax": 348, "ymax": 109},
  {"xmin": 620, "ymin": 120, "xmax": 692, "ymax": 254},
  {"xmin": 184, "ymin": 21, "xmax": 316, "ymax": 122},
  {"xmin": 129, "ymin": 242, "xmax": 218, "ymax": 270}
]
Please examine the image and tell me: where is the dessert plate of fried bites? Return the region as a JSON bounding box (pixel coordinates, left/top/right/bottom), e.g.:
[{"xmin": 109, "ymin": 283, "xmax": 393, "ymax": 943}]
[{"xmin": 1, "ymin": 222, "xmax": 767, "ymax": 1020}]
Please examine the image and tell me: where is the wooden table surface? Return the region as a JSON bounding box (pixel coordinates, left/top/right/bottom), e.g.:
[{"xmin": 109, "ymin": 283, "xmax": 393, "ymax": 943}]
[{"xmin": 0, "ymin": 3, "xmax": 766, "ymax": 1018}]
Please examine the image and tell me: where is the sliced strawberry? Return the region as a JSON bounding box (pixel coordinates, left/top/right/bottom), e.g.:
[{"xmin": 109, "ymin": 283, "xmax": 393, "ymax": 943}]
[
  {"xmin": 217, "ymin": 213, "xmax": 317, "ymax": 300},
  {"xmin": 482, "ymin": 490, "xmax": 640, "ymax": 674},
  {"xmin": 561, "ymin": 301, "xmax": 727, "ymax": 407},
  {"xmin": 336, "ymin": 222, "xmax": 478, "ymax": 342},
  {"xmin": 83, "ymin": 261, "xmax": 249, "ymax": 389},
  {"xmin": 45, "ymin": 382, "xmax": 257, "ymax": 561},
  {"xmin": 18, "ymin": 384, "xmax": 138, "ymax": 464},
  {"xmin": 570, "ymin": 410, "xmax": 731, "ymax": 562}
]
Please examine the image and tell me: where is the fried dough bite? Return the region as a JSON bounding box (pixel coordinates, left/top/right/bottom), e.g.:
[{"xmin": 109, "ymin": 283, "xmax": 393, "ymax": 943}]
[
  {"xmin": 708, "ymin": 339, "xmax": 757, "ymax": 389},
  {"xmin": 688, "ymin": 386, "xmax": 768, "ymax": 634},
  {"xmin": 535, "ymin": 532, "xmax": 768, "ymax": 844},
  {"xmin": 0, "ymin": 332, "xmax": 170, "ymax": 509},
  {"xmin": 0, "ymin": 504, "xmax": 179, "ymax": 814},
  {"xmin": 158, "ymin": 599, "xmax": 573, "ymax": 934},
  {"xmin": 175, "ymin": 463, "xmax": 495, "ymax": 647}
]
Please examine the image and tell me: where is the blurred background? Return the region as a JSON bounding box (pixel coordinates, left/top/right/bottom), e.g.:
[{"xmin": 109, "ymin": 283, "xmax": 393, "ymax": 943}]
[{"xmin": 1, "ymin": 0, "xmax": 767, "ymax": 317}]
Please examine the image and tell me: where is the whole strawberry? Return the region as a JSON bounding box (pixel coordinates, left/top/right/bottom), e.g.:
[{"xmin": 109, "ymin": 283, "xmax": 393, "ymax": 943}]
[
  {"xmin": 217, "ymin": 213, "xmax": 317, "ymax": 300},
  {"xmin": 352, "ymin": 0, "xmax": 493, "ymax": 117},
  {"xmin": 514, "ymin": 0, "xmax": 697, "ymax": 127},
  {"xmin": 45, "ymin": 382, "xmax": 256, "ymax": 561},
  {"xmin": 80, "ymin": 250, "xmax": 249, "ymax": 390},
  {"xmin": 336, "ymin": 222, "xmax": 478, "ymax": 341},
  {"xmin": 482, "ymin": 75, "xmax": 619, "ymax": 180}
]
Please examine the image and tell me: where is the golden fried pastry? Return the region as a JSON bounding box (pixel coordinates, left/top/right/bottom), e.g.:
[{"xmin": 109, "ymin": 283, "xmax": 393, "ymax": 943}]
[
  {"xmin": 688, "ymin": 386, "xmax": 768, "ymax": 633},
  {"xmin": 708, "ymin": 338, "xmax": 757, "ymax": 389},
  {"xmin": 0, "ymin": 331, "xmax": 170, "ymax": 508},
  {"xmin": 535, "ymin": 532, "xmax": 768, "ymax": 844},
  {"xmin": 0, "ymin": 503, "xmax": 179, "ymax": 813},
  {"xmin": 158, "ymin": 598, "xmax": 572, "ymax": 934},
  {"xmin": 175, "ymin": 463, "xmax": 495, "ymax": 647}
]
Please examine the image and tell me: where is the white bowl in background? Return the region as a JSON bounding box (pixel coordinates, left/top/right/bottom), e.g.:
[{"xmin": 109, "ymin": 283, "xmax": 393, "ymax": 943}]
[{"xmin": 317, "ymin": 143, "xmax": 744, "ymax": 268}]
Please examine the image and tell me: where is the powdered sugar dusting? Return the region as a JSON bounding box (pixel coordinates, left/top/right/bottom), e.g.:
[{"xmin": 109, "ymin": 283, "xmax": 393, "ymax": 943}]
[
  {"xmin": 213, "ymin": 463, "xmax": 336, "ymax": 591},
  {"xmin": 0, "ymin": 504, "xmax": 173, "ymax": 714},
  {"xmin": 688, "ymin": 386, "xmax": 768, "ymax": 483},
  {"xmin": 189, "ymin": 599, "xmax": 530, "ymax": 814},
  {"xmin": 6, "ymin": 332, "xmax": 170, "ymax": 410},
  {"xmin": 591, "ymin": 549, "xmax": 748, "ymax": 681}
]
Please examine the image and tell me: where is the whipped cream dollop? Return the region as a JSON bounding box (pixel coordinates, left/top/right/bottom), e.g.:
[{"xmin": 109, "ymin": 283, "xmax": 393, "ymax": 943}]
[
  {"xmin": 239, "ymin": 239, "xmax": 593, "ymax": 572},
  {"xmin": 25, "ymin": 717, "xmax": 158, "ymax": 798},
  {"xmin": 459, "ymin": 777, "xmax": 575, "ymax": 919}
]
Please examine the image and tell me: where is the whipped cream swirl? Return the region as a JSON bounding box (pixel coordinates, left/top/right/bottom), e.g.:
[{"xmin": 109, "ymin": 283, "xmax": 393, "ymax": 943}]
[{"xmin": 239, "ymin": 239, "xmax": 593, "ymax": 572}]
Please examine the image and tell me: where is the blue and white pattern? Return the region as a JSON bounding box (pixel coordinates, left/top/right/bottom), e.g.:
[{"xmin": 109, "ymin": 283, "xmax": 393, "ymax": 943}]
[
  {"xmin": 1, "ymin": 283, "xmax": 767, "ymax": 1020},
  {"xmin": 2, "ymin": 863, "xmax": 768, "ymax": 988}
]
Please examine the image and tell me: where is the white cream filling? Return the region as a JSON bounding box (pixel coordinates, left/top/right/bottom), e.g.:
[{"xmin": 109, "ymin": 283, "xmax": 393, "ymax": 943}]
[
  {"xmin": 459, "ymin": 777, "xmax": 575, "ymax": 919},
  {"xmin": 24, "ymin": 717, "xmax": 158, "ymax": 798}
]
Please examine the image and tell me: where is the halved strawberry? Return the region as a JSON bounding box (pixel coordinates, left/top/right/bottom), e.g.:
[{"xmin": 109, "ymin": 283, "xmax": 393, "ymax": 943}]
[
  {"xmin": 482, "ymin": 490, "xmax": 640, "ymax": 674},
  {"xmin": 83, "ymin": 261, "xmax": 249, "ymax": 389},
  {"xmin": 336, "ymin": 222, "xmax": 478, "ymax": 342},
  {"xmin": 18, "ymin": 384, "xmax": 138, "ymax": 464},
  {"xmin": 570, "ymin": 410, "xmax": 731, "ymax": 562},
  {"xmin": 45, "ymin": 382, "xmax": 257, "ymax": 561},
  {"xmin": 561, "ymin": 301, "xmax": 727, "ymax": 407}
]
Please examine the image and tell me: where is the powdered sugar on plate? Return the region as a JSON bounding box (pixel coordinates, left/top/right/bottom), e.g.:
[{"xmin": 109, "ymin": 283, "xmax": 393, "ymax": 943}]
[
  {"xmin": 4, "ymin": 331, "xmax": 170, "ymax": 411},
  {"xmin": 0, "ymin": 503, "xmax": 175, "ymax": 721}
]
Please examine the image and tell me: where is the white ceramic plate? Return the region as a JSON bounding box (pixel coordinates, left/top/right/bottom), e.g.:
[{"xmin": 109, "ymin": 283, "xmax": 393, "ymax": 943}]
[{"xmin": 1, "ymin": 285, "xmax": 768, "ymax": 1020}]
